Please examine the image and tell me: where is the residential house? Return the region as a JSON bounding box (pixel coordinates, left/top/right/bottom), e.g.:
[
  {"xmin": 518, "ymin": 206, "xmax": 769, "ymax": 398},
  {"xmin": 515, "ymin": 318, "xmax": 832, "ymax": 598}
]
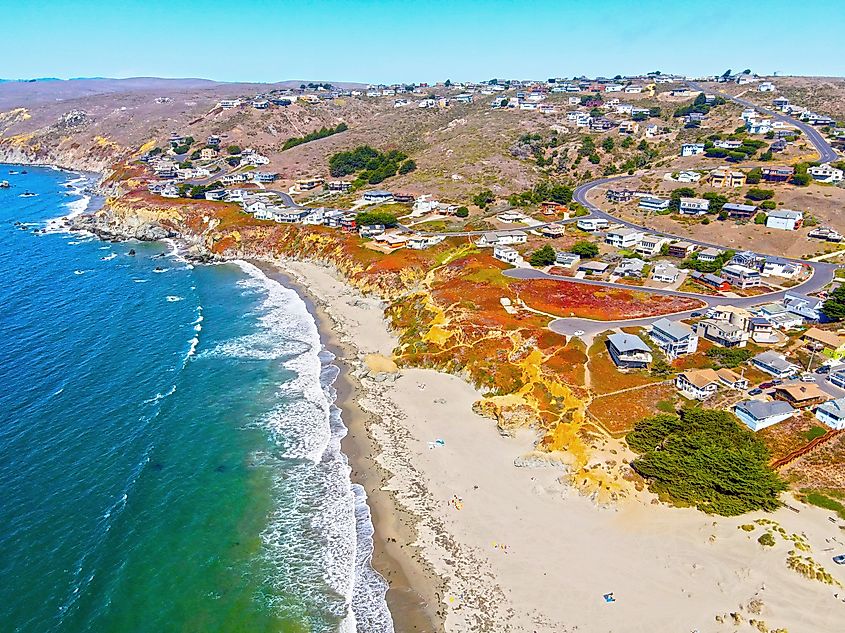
[
  {"xmin": 680, "ymin": 143, "xmax": 705, "ymax": 157},
  {"xmin": 697, "ymin": 247, "xmax": 723, "ymax": 262},
  {"xmin": 747, "ymin": 119, "xmax": 773, "ymax": 134},
  {"xmin": 359, "ymin": 224, "xmax": 386, "ymax": 238},
  {"xmin": 723, "ymin": 203, "xmax": 758, "ymax": 220},
  {"xmin": 589, "ymin": 117, "xmax": 616, "ymax": 131},
  {"xmin": 539, "ymin": 224, "xmax": 566, "ymax": 238},
  {"xmin": 203, "ymin": 189, "xmax": 226, "ymax": 201},
  {"xmin": 729, "ymin": 250, "xmax": 765, "ymax": 270},
  {"xmin": 676, "ymin": 170, "xmax": 702, "ymax": 183},
  {"xmin": 554, "ymin": 252, "xmax": 581, "ymax": 268},
  {"xmin": 200, "ymin": 148, "xmax": 218, "ymax": 160},
  {"xmin": 713, "ymin": 140, "xmax": 743, "ymax": 150},
  {"xmin": 770, "ymin": 138, "xmax": 788, "ymax": 152},
  {"xmin": 696, "ymin": 319, "xmax": 749, "ymax": 348},
  {"xmin": 815, "ymin": 399, "xmax": 845, "ymax": 430},
  {"xmin": 721, "ymin": 264, "xmax": 762, "ymax": 289},
  {"xmin": 766, "ymin": 209, "xmax": 803, "ymax": 231},
  {"xmin": 493, "ymin": 245, "xmax": 520, "ymax": 264},
  {"xmin": 296, "ymin": 177, "xmax": 325, "ymax": 191},
  {"xmin": 638, "ymin": 197, "xmax": 670, "ymax": 212},
  {"xmin": 802, "ymin": 327, "xmax": 845, "ymax": 359},
  {"xmin": 773, "ymin": 383, "xmax": 828, "ymax": 409},
  {"xmin": 758, "ymin": 82, "xmax": 776, "ymax": 92},
  {"xmin": 717, "ymin": 368, "xmax": 749, "ymax": 390},
  {"xmin": 576, "ymin": 217, "xmax": 609, "ymax": 232},
  {"xmin": 691, "ymin": 271, "xmax": 731, "ymax": 291},
  {"xmin": 808, "ymin": 164, "xmax": 844, "ymax": 183},
  {"xmin": 679, "ymin": 197, "xmax": 710, "ymax": 216},
  {"xmin": 613, "ymin": 258, "xmax": 647, "ymax": 278},
  {"xmin": 476, "ymin": 230, "xmax": 527, "ymax": 247},
  {"xmin": 707, "ymin": 305, "xmax": 753, "ymax": 331},
  {"xmin": 809, "ymin": 226, "xmax": 844, "ymax": 242},
  {"xmin": 651, "ymin": 262, "xmax": 682, "ymax": 283},
  {"xmin": 752, "ymin": 351, "xmax": 799, "ymax": 378},
  {"xmin": 407, "ymin": 234, "xmax": 445, "ymax": 250},
  {"xmin": 605, "ymin": 227, "xmax": 645, "ymax": 249},
  {"xmin": 635, "ymin": 234, "xmax": 669, "ymax": 257},
  {"xmin": 328, "ymin": 180, "xmax": 352, "ymax": 192},
  {"xmin": 749, "ymin": 316, "xmax": 778, "ymax": 344},
  {"xmin": 607, "ymin": 189, "xmax": 636, "ymax": 203},
  {"xmin": 578, "ymin": 261, "xmax": 610, "ymax": 276},
  {"xmin": 709, "ymin": 168, "xmax": 747, "ymax": 188},
  {"xmin": 363, "ymin": 190, "xmax": 394, "ymax": 203},
  {"xmin": 734, "ymin": 400, "xmax": 795, "ymax": 432},
  {"xmin": 649, "ymin": 318, "xmax": 698, "ymax": 359},
  {"xmin": 783, "ymin": 292, "xmax": 825, "ymax": 322},
  {"xmin": 373, "ymin": 231, "xmax": 409, "ymax": 250},
  {"xmin": 676, "ymin": 369, "xmax": 721, "ymax": 400},
  {"xmin": 606, "ymin": 333, "xmax": 653, "ymax": 369},
  {"xmin": 762, "ymin": 166, "xmax": 794, "ymax": 182},
  {"xmin": 497, "ymin": 211, "xmax": 527, "ymax": 223},
  {"xmin": 618, "ymin": 121, "xmax": 639, "ymax": 135},
  {"xmin": 757, "ymin": 303, "xmax": 803, "ymax": 330},
  {"xmin": 667, "ymin": 241, "xmax": 696, "ymax": 258},
  {"xmin": 762, "ymin": 257, "xmax": 802, "ymax": 278}
]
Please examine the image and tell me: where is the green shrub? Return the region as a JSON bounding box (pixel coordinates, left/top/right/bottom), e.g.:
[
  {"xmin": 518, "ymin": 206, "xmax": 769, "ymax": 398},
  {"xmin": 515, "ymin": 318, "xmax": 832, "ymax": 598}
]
[{"xmin": 758, "ymin": 532, "xmax": 776, "ymax": 547}]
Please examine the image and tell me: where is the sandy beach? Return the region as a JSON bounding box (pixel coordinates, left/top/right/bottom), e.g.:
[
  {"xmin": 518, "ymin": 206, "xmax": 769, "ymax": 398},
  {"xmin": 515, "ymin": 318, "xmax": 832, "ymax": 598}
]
[{"xmin": 267, "ymin": 257, "xmax": 845, "ymax": 633}]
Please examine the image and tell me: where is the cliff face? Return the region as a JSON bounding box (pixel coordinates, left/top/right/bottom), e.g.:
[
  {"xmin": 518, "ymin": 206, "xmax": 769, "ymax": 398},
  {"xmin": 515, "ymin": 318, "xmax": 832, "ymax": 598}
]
[{"xmin": 73, "ymin": 192, "xmax": 634, "ymax": 500}]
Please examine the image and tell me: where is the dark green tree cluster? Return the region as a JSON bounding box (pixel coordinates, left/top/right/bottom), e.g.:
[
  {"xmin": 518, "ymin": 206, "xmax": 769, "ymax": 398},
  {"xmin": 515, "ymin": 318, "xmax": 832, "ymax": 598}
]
[
  {"xmin": 529, "ymin": 244, "xmax": 556, "ymax": 267},
  {"xmin": 355, "ymin": 210, "xmax": 399, "ymax": 228},
  {"xmin": 570, "ymin": 241, "xmax": 599, "ymax": 258},
  {"xmin": 508, "ymin": 182, "xmax": 573, "ymax": 207},
  {"xmin": 822, "ymin": 284, "xmax": 845, "ymax": 321},
  {"xmin": 745, "ymin": 188, "xmax": 774, "ymax": 201},
  {"xmin": 328, "ymin": 146, "xmax": 411, "ymax": 184},
  {"xmin": 282, "ymin": 122, "xmax": 348, "ymax": 151},
  {"xmin": 472, "ymin": 190, "xmax": 495, "ymax": 209},
  {"xmin": 705, "ymin": 347, "xmax": 752, "ymax": 367},
  {"xmin": 176, "ymin": 180, "xmax": 223, "ymax": 199},
  {"xmin": 792, "ymin": 163, "xmax": 812, "ymax": 186},
  {"xmin": 627, "ymin": 408, "xmax": 785, "ymax": 516},
  {"xmin": 669, "ymin": 187, "xmax": 697, "ymax": 211},
  {"xmin": 704, "ymin": 138, "xmax": 766, "ymax": 162},
  {"xmin": 681, "ymin": 249, "xmax": 734, "ymax": 273},
  {"xmin": 673, "ymin": 93, "xmax": 726, "ymax": 118}
]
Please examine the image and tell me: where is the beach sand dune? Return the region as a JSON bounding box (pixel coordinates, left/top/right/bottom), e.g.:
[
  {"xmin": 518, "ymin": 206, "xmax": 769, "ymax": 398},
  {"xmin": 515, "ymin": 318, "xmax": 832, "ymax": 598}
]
[{"xmin": 278, "ymin": 258, "xmax": 845, "ymax": 633}]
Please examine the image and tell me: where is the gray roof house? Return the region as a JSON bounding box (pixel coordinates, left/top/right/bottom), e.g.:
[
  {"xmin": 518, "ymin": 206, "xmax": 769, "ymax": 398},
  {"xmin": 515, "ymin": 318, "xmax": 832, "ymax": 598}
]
[
  {"xmin": 734, "ymin": 400, "xmax": 795, "ymax": 431},
  {"xmin": 607, "ymin": 333, "xmax": 653, "ymax": 369},
  {"xmin": 752, "ymin": 351, "xmax": 799, "ymax": 378}
]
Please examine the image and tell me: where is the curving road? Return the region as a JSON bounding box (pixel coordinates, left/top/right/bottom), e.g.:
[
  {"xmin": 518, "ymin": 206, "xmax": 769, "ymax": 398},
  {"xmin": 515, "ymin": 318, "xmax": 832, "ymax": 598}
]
[{"xmin": 687, "ymin": 81, "xmax": 839, "ymax": 163}]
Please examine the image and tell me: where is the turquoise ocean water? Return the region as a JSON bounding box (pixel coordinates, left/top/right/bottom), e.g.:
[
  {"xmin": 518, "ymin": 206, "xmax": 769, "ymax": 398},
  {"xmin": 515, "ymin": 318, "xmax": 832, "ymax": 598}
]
[{"xmin": 0, "ymin": 166, "xmax": 392, "ymax": 633}]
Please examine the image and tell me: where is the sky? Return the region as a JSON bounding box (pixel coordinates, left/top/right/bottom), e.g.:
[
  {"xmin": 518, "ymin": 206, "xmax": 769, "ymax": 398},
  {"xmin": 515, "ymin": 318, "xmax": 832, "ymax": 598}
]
[{"xmin": 1, "ymin": 0, "xmax": 843, "ymax": 84}]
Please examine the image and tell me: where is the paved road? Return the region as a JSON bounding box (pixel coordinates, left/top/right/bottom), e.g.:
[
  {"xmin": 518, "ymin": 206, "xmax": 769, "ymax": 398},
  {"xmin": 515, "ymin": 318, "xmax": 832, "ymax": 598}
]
[
  {"xmin": 503, "ymin": 264, "xmax": 836, "ymax": 337},
  {"xmin": 687, "ymin": 81, "xmax": 839, "ymax": 163}
]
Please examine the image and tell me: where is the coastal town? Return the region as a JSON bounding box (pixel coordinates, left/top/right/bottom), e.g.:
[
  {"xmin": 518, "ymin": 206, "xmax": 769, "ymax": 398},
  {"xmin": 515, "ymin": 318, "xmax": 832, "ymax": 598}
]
[{"xmin": 3, "ymin": 65, "xmax": 845, "ymax": 633}]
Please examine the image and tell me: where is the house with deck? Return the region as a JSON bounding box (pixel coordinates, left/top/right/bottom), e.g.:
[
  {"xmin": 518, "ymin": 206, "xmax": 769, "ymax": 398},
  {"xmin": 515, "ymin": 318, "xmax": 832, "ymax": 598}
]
[
  {"xmin": 639, "ymin": 197, "xmax": 670, "ymax": 212},
  {"xmin": 679, "ymin": 197, "xmax": 710, "ymax": 216},
  {"xmin": 802, "ymin": 328, "xmax": 845, "ymax": 359},
  {"xmin": 709, "ymin": 168, "xmax": 747, "ymax": 188},
  {"xmin": 576, "ymin": 217, "xmax": 609, "ymax": 232},
  {"xmin": 723, "ymin": 203, "xmax": 758, "ymax": 220},
  {"xmin": 493, "ymin": 245, "xmax": 520, "ymax": 264},
  {"xmin": 605, "ymin": 227, "xmax": 645, "ymax": 249},
  {"xmin": 766, "ymin": 209, "xmax": 803, "ymax": 231},
  {"xmin": 783, "ymin": 292, "xmax": 825, "ymax": 322},
  {"xmin": 762, "ymin": 166, "xmax": 794, "ymax": 182},
  {"xmin": 680, "ymin": 143, "xmax": 705, "ymax": 157},
  {"xmin": 649, "ymin": 318, "xmax": 698, "ymax": 359},
  {"xmin": 721, "ymin": 264, "xmax": 762, "ymax": 289},
  {"xmin": 696, "ymin": 319, "xmax": 749, "ymax": 348},
  {"xmin": 651, "ymin": 262, "xmax": 681, "ymax": 284},
  {"xmin": 607, "ymin": 333, "xmax": 653, "ymax": 369},
  {"xmin": 635, "ymin": 234, "xmax": 669, "ymax": 257},
  {"xmin": 476, "ymin": 230, "xmax": 527, "ymax": 247}
]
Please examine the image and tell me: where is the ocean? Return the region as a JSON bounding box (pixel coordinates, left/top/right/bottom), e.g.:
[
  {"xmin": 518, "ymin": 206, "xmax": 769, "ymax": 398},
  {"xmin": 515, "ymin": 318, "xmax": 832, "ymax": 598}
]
[{"xmin": 0, "ymin": 165, "xmax": 393, "ymax": 633}]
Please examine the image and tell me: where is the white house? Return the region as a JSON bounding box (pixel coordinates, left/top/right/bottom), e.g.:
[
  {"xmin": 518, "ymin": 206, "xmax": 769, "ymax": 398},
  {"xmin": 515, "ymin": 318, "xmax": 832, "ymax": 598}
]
[
  {"xmin": 676, "ymin": 369, "xmax": 721, "ymax": 400},
  {"xmin": 649, "ymin": 318, "xmax": 698, "ymax": 359},
  {"xmin": 763, "ymin": 257, "xmax": 802, "ymax": 279},
  {"xmin": 651, "ymin": 262, "xmax": 681, "ymax": 283},
  {"xmin": 680, "ymin": 143, "xmax": 705, "ymax": 157},
  {"xmin": 758, "ymin": 82, "xmax": 776, "ymax": 92},
  {"xmin": 747, "ymin": 119, "xmax": 773, "ymax": 135},
  {"xmin": 816, "ymin": 398, "xmax": 845, "ymax": 430},
  {"xmin": 554, "ymin": 252, "xmax": 581, "ymax": 268},
  {"xmin": 605, "ymin": 227, "xmax": 645, "ymax": 249},
  {"xmin": 766, "ymin": 209, "xmax": 803, "ymax": 231},
  {"xmin": 476, "ymin": 230, "xmax": 527, "ymax": 247},
  {"xmin": 808, "ymin": 164, "xmax": 844, "ymax": 183},
  {"xmin": 576, "ymin": 217, "xmax": 609, "ymax": 232},
  {"xmin": 635, "ymin": 234, "xmax": 669, "ymax": 257},
  {"xmin": 407, "ymin": 234, "xmax": 445, "ymax": 250},
  {"xmin": 493, "ymin": 244, "xmax": 520, "ymax": 264},
  {"xmin": 679, "ymin": 197, "xmax": 710, "ymax": 216},
  {"xmin": 734, "ymin": 400, "xmax": 795, "ymax": 432},
  {"xmin": 676, "ymin": 170, "xmax": 702, "ymax": 183},
  {"xmin": 639, "ymin": 197, "xmax": 670, "ymax": 212},
  {"xmin": 721, "ymin": 264, "xmax": 762, "ymax": 289}
]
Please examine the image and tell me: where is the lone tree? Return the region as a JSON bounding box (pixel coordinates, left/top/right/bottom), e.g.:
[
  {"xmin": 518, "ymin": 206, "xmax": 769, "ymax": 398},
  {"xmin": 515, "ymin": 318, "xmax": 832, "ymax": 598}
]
[
  {"xmin": 529, "ymin": 244, "xmax": 556, "ymax": 267},
  {"xmin": 472, "ymin": 189, "xmax": 495, "ymax": 209}
]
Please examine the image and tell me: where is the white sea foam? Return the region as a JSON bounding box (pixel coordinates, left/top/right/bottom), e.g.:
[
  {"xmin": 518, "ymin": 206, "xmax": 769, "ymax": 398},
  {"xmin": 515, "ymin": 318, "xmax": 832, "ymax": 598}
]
[
  {"xmin": 166, "ymin": 295, "xmax": 184, "ymax": 302},
  {"xmin": 143, "ymin": 385, "xmax": 177, "ymax": 405},
  {"xmin": 100, "ymin": 253, "xmax": 117, "ymax": 261},
  {"xmin": 215, "ymin": 260, "xmax": 393, "ymax": 633},
  {"xmin": 73, "ymin": 269, "xmax": 89, "ymax": 275},
  {"xmin": 132, "ymin": 278, "xmax": 148, "ymax": 283}
]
